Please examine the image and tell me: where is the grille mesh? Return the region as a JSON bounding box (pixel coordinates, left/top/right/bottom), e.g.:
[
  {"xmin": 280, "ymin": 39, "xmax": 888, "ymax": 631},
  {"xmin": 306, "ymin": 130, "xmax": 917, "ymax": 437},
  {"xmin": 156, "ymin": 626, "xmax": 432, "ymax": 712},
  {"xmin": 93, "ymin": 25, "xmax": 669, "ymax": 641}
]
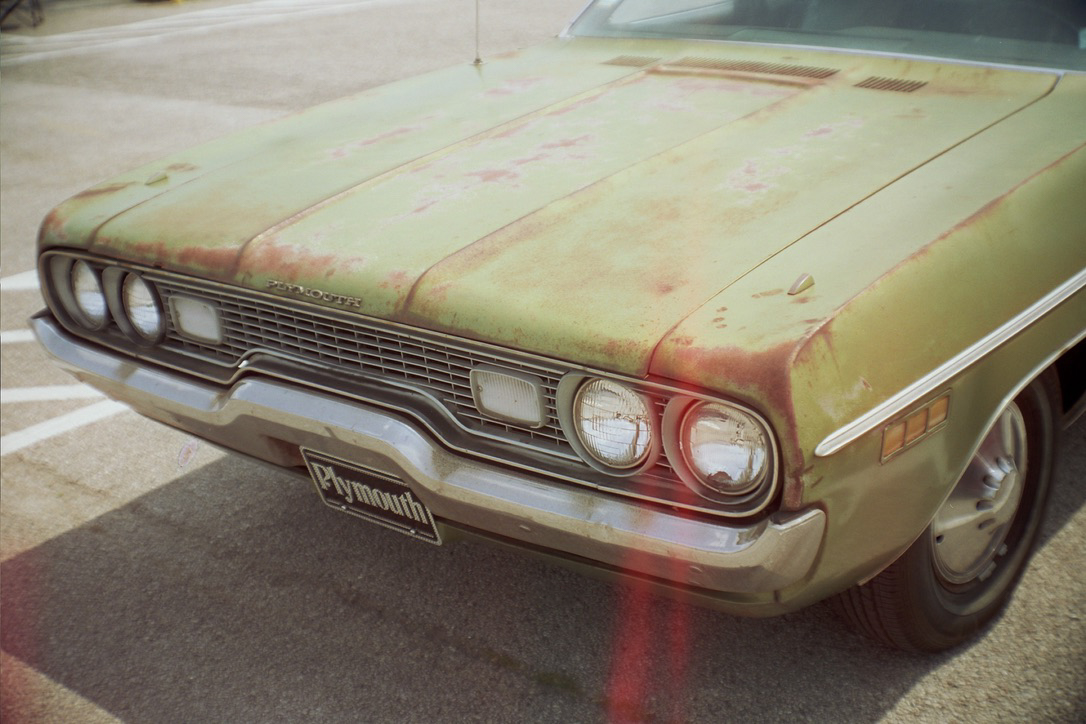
[{"xmin": 154, "ymin": 277, "xmax": 574, "ymax": 452}]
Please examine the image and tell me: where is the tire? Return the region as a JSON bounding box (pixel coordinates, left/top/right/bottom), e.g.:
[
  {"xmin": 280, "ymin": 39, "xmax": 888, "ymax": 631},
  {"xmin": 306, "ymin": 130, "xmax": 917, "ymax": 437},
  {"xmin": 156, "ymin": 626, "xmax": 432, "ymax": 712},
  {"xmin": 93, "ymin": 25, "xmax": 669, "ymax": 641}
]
[{"xmin": 835, "ymin": 372, "xmax": 1059, "ymax": 652}]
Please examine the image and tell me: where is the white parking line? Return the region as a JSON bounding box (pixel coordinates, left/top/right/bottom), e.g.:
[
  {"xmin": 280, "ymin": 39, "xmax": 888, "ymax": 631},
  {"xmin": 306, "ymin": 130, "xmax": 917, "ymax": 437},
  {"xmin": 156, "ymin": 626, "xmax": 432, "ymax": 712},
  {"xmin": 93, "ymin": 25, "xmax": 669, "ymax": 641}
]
[
  {"xmin": 0, "ymin": 400, "xmax": 128, "ymax": 457},
  {"xmin": 0, "ymin": 270, "xmax": 39, "ymax": 292},
  {"xmin": 1, "ymin": 385, "xmax": 105, "ymax": 403},
  {"xmin": 0, "ymin": 330, "xmax": 36, "ymax": 344}
]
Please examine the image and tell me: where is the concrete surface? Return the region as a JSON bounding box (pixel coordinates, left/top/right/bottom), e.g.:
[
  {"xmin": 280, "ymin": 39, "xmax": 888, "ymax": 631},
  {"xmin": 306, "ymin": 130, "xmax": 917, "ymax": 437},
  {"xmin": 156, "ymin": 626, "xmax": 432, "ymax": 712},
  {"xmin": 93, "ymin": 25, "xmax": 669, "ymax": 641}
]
[{"xmin": 1, "ymin": 1, "xmax": 1084, "ymax": 722}]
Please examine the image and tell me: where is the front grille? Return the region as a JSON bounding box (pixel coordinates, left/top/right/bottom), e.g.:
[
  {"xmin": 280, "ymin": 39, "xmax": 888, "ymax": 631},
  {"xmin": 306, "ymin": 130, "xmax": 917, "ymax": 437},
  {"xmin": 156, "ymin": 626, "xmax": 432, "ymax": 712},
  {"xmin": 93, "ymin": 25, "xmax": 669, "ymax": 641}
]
[
  {"xmin": 153, "ymin": 276, "xmax": 576, "ymax": 455},
  {"xmin": 44, "ymin": 251, "xmax": 776, "ymax": 518}
]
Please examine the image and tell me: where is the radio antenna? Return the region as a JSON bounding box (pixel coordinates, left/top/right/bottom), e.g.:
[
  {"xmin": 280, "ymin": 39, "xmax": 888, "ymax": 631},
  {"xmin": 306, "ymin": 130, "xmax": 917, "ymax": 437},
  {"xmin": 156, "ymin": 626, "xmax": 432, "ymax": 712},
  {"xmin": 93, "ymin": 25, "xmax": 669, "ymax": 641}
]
[{"xmin": 474, "ymin": 0, "xmax": 483, "ymax": 65}]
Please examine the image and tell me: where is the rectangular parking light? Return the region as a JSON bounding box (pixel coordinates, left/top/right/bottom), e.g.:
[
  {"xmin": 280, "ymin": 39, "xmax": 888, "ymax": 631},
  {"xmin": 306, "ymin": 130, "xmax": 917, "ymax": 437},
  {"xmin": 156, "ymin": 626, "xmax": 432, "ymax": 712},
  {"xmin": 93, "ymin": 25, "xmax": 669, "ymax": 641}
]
[
  {"xmin": 169, "ymin": 296, "xmax": 223, "ymax": 345},
  {"xmin": 470, "ymin": 366, "xmax": 547, "ymax": 428}
]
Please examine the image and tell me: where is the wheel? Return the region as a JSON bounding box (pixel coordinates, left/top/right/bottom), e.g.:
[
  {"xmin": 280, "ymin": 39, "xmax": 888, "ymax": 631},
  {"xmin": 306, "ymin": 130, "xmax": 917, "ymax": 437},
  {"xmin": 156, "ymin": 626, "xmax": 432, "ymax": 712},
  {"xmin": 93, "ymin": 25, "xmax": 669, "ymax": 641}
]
[{"xmin": 835, "ymin": 372, "xmax": 1059, "ymax": 652}]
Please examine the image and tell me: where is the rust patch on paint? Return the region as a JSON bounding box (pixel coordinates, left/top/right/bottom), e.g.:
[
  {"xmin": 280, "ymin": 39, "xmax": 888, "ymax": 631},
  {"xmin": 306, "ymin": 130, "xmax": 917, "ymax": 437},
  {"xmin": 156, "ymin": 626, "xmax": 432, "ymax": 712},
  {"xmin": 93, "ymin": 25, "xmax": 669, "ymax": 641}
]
[
  {"xmin": 512, "ymin": 153, "xmax": 551, "ymax": 167},
  {"xmin": 467, "ymin": 169, "xmax": 519, "ymax": 184},
  {"xmin": 71, "ymin": 183, "xmax": 132, "ymax": 200},
  {"xmin": 241, "ymin": 239, "xmax": 365, "ymax": 283},
  {"xmin": 380, "ymin": 270, "xmax": 412, "ymax": 292},
  {"xmin": 484, "ymin": 77, "xmax": 545, "ymax": 97},
  {"xmin": 38, "ymin": 209, "xmax": 69, "ymax": 245},
  {"xmin": 541, "ymin": 135, "xmax": 592, "ymax": 150},
  {"xmin": 492, "ymin": 122, "xmax": 531, "ymax": 140},
  {"xmin": 658, "ymin": 338, "xmax": 806, "ymax": 506},
  {"xmin": 176, "ymin": 246, "xmax": 243, "ymax": 279},
  {"xmin": 546, "ymin": 93, "xmax": 605, "ymax": 118},
  {"xmin": 752, "ymin": 289, "xmax": 784, "ymax": 298}
]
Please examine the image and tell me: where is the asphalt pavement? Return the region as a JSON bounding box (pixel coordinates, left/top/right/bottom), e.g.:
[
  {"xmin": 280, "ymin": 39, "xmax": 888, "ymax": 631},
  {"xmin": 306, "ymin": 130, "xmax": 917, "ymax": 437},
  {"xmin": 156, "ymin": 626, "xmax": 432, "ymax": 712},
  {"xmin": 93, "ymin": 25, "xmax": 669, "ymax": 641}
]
[{"xmin": 1, "ymin": 1, "xmax": 1084, "ymax": 722}]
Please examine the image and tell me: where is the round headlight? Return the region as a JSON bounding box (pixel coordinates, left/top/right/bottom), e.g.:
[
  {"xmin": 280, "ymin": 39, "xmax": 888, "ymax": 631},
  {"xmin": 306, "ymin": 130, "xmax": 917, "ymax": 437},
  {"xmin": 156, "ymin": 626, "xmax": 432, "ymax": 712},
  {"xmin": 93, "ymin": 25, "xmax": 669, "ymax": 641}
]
[
  {"xmin": 680, "ymin": 402, "xmax": 770, "ymax": 496},
  {"xmin": 573, "ymin": 379, "xmax": 654, "ymax": 470},
  {"xmin": 70, "ymin": 260, "xmax": 109, "ymax": 329},
  {"xmin": 122, "ymin": 273, "xmax": 164, "ymax": 342}
]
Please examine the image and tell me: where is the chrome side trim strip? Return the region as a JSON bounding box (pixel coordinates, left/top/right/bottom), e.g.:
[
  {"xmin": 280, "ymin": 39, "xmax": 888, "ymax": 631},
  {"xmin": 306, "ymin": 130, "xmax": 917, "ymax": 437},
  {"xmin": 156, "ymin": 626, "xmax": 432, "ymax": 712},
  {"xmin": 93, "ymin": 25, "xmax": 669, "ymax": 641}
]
[{"xmin": 815, "ymin": 268, "xmax": 1086, "ymax": 457}]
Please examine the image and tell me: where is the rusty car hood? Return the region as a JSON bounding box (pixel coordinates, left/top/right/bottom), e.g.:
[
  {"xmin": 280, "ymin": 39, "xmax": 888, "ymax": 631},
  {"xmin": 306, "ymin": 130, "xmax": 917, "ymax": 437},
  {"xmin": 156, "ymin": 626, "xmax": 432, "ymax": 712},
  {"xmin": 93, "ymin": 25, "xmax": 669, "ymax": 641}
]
[{"xmin": 42, "ymin": 38, "xmax": 1058, "ymax": 376}]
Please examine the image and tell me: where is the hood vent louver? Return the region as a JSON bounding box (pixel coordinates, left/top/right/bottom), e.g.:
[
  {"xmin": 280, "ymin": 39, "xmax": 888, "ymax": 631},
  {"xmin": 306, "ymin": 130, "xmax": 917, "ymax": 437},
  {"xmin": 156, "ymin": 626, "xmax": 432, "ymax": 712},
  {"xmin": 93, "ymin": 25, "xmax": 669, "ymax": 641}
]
[
  {"xmin": 666, "ymin": 57, "xmax": 839, "ymax": 79},
  {"xmin": 855, "ymin": 76, "xmax": 928, "ymax": 93},
  {"xmin": 604, "ymin": 55, "xmax": 662, "ymax": 67}
]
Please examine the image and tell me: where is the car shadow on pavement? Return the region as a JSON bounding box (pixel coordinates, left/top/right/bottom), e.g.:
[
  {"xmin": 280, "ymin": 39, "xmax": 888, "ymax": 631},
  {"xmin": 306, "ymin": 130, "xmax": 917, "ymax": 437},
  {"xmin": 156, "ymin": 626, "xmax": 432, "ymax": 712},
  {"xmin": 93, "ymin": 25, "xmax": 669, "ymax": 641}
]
[{"xmin": 2, "ymin": 430, "xmax": 1083, "ymax": 723}]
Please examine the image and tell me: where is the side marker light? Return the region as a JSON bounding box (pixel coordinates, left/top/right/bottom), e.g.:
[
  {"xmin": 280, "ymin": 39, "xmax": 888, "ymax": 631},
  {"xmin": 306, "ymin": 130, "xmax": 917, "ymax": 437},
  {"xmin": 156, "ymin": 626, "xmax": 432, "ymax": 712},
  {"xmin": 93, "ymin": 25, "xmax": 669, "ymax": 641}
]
[{"xmin": 882, "ymin": 393, "xmax": 951, "ymax": 462}]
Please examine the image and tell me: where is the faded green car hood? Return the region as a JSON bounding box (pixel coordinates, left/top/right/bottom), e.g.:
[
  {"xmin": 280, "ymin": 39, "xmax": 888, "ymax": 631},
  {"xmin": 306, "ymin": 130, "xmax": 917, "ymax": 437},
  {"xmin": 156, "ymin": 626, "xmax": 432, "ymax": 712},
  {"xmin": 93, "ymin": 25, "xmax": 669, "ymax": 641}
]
[{"xmin": 43, "ymin": 38, "xmax": 1057, "ymax": 376}]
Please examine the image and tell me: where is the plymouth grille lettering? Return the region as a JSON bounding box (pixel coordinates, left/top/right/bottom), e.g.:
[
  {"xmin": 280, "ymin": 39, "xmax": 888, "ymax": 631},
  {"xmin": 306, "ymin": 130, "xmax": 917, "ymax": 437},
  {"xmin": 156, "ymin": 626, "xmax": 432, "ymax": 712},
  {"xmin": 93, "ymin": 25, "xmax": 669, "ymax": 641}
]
[{"xmin": 267, "ymin": 279, "xmax": 363, "ymax": 308}]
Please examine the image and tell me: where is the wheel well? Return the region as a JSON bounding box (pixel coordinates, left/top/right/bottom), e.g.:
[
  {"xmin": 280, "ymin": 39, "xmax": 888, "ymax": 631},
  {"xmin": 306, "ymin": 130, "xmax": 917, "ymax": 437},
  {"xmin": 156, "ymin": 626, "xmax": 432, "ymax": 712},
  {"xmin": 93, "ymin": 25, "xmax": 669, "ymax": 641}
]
[{"xmin": 1054, "ymin": 338, "xmax": 1086, "ymax": 421}]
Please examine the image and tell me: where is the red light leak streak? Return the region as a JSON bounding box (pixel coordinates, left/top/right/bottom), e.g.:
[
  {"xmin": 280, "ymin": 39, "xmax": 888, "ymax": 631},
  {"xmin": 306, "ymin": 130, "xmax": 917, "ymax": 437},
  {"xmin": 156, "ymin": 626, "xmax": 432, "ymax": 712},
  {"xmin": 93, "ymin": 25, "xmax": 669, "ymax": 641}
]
[
  {"xmin": 606, "ymin": 475, "xmax": 704, "ymax": 722},
  {"xmin": 606, "ymin": 551, "xmax": 694, "ymax": 723}
]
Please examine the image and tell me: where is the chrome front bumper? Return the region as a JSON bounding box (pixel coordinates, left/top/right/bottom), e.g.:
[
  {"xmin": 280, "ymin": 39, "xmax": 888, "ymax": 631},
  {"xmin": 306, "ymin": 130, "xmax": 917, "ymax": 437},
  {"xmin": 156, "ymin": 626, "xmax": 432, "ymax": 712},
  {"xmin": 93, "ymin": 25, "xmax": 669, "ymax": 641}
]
[{"xmin": 33, "ymin": 313, "xmax": 826, "ymax": 602}]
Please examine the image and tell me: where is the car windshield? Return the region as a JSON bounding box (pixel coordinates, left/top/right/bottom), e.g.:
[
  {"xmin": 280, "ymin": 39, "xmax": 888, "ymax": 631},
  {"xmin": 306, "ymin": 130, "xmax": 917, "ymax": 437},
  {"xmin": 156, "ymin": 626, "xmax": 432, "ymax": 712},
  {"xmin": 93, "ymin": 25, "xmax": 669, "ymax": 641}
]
[{"xmin": 569, "ymin": 0, "xmax": 1086, "ymax": 71}]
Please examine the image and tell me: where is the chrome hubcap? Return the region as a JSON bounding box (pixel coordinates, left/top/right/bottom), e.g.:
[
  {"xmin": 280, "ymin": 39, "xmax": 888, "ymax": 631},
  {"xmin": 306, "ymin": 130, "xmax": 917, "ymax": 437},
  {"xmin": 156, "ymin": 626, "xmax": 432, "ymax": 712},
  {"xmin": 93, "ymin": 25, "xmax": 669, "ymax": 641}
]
[{"xmin": 931, "ymin": 402, "xmax": 1027, "ymax": 585}]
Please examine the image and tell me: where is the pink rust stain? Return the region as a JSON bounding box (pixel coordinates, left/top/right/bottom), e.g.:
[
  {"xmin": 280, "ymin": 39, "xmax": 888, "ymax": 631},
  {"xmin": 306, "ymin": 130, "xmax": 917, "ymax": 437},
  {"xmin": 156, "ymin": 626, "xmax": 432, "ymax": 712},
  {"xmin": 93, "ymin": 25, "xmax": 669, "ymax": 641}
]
[
  {"xmin": 663, "ymin": 340, "xmax": 806, "ymax": 487},
  {"xmin": 602, "ymin": 338, "xmax": 651, "ymax": 361},
  {"xmin": 39, "ymin": 209, "xmax": 69, "ymax": 244},
  {"xmin": 422, "ymin": 280, "xmax": 454, "ymax": 304},
  {"xmin": 484, "ymin": 77, "xmax": 546, "ymax": 97},
  {"xmin": 803, "ymin": 118, "xmax": 864, "ymax": 139},
  {"xmin": 466, "ymin": 169, "xmax": 519, "ymax": 184},
  {"xmin": 327, "ymin": 124, "xmax": 427, "ymax": 159},
  {"xmin": 166, "ymin": 162, "xmax": 199, "ymax": 173},
  {"xmin": 513, "ymin": 153, "xmax": 551, "ymax": 167},
  {"xmin": 541, "ymin": 134, "xmax": 592, "ymax": 150},
  {"xmin": 380, "ymin": 270, "xmax": 411, "ymax": 292},
  {"xmin": 176, "ymin": 247, "xmax": 243, "ymax": 276},
  {"xmin": 492, "ymin": 122, "xmax": 531, "ymax": 140},
  {"xmin": 546, "ymin": 93, "xmax": 605, "ymax": 117},
  {"xmin": 673, "ymin": 77, "xmax": 793, "ymax": 99},
  {"xmin": 124, "ymin": 240, "xmax": 172, "ymax": 263},
  {"xmin": 99, "ymin": 239, "xmax": 240, "ymax": 280},
  {"xmin": 71, "ymin": 182, "xmax": 133, "ymax": 200},
  {"xmin": 242, "ymin": 239, "xmax": 366, "ymax": 282},
  {"xmin": 726, "ymin": 159, "xmax": 790, "ymax": 195}
]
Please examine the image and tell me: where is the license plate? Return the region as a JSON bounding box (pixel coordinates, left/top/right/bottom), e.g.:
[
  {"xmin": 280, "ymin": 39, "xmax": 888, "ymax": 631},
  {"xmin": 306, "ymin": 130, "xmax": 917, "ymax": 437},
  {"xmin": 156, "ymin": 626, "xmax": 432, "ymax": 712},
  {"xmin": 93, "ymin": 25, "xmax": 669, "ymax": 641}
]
[{"xmin": 302, "ymin": 448, "xmax": 441, "ymax": 545}]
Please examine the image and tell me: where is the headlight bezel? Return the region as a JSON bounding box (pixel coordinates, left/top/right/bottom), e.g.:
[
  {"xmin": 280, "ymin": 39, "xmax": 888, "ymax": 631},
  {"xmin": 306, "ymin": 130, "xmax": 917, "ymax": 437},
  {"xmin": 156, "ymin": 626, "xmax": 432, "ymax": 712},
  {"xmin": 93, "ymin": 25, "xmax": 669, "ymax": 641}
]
[
  {"xmin": 119, "ymin": 271, "xmax": 166, "ymax": 344},
  {"xmin": 49, "ymin": 256, "xmax": 110, "ymax": 332},
  {"xmin": 559, "ymin": 373, "xmax": 780, "ymax": 516},
  {"xmin": 570, "ymin": 377, "xmax": 659, "ymax": 473},
  {"xmin": 663, "ymin": 398, "xmax": 778, "ymax": 511}
]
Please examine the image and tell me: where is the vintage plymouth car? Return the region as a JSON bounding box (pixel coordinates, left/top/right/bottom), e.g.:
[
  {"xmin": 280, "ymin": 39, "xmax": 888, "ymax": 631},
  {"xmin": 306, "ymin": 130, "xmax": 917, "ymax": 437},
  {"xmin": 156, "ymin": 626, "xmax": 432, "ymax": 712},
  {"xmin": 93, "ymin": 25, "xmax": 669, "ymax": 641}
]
[{"xmin": 33, "ymin": 0, "xmax": 1085, "ymax": 651}]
